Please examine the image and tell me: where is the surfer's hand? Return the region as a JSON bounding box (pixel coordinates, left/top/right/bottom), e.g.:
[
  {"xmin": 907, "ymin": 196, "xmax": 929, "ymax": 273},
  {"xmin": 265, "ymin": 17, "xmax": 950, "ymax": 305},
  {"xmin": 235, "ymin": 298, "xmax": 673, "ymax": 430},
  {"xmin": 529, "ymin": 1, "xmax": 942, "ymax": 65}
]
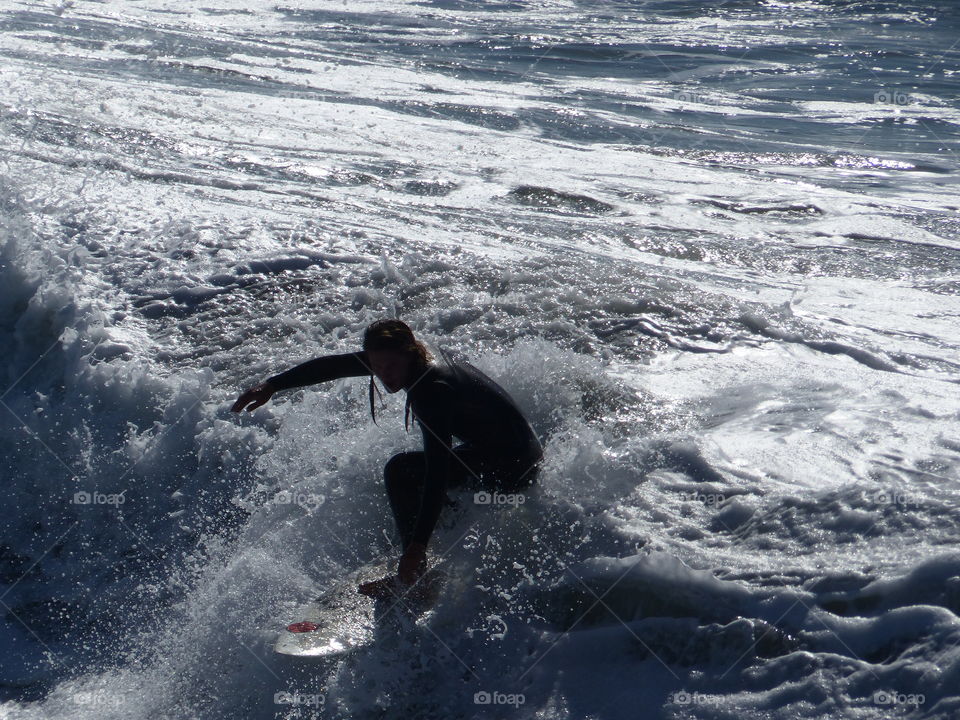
[
  {"xmin": 398, "ymin": 542, "xmax": 427, "ymax": 585},
  {"xmin": 231, "ymin": 382, "xmax": 275, "ymax": 412}
]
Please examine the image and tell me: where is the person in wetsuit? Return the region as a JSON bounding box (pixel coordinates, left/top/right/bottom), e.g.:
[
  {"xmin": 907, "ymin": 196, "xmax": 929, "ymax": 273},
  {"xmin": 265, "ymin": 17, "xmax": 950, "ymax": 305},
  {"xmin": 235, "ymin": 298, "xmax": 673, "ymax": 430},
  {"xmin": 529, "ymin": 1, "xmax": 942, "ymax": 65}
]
[{"xmin": 230, "ymin": 319, "xmax": 543, "ymax": 597}]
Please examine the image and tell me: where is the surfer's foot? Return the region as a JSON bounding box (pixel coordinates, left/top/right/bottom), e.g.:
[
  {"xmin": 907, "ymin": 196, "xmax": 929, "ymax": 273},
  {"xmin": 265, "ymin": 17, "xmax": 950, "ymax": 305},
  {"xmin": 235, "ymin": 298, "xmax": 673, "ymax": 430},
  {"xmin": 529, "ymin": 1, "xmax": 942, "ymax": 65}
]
[
  {"xmin": 358, "ymin": 574, "xmax": 400, "ymax": 599},
  {"xmin": 358, "ymin": 573, "xmax": 433, "ymax": 602}
]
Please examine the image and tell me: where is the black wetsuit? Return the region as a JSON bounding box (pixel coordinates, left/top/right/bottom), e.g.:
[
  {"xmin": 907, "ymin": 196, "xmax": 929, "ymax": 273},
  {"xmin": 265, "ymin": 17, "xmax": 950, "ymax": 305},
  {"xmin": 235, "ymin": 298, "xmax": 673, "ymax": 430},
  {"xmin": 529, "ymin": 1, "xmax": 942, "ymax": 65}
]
[{"xmin": 267, "ymin": 349, "xmax": 543, "ymax": 548}]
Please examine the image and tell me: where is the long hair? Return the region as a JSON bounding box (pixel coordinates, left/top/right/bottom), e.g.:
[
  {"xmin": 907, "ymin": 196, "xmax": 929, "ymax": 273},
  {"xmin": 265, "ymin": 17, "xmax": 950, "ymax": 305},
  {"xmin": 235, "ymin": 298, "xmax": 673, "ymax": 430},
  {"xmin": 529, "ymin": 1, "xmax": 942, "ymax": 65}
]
[{"xmin": 362, "ymin": 319, "xmax": 433, "ymax": 430}]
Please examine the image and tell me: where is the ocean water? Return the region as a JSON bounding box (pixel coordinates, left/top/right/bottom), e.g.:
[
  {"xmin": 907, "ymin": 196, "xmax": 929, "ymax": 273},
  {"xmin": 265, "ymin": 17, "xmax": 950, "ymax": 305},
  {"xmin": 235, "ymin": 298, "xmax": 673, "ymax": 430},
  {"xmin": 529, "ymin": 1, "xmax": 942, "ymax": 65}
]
[{"xmin": 1, "ymin": 0, "xmax": 959, "ymax": 718}]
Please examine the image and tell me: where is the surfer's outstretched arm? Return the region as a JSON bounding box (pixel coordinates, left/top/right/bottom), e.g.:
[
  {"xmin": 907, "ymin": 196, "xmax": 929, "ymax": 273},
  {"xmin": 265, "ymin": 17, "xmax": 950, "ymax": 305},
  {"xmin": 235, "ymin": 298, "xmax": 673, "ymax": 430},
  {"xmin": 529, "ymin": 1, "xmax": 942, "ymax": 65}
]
[{"xmin": 230, "ymin": 351, "xmax": 371, "ymax": 412}]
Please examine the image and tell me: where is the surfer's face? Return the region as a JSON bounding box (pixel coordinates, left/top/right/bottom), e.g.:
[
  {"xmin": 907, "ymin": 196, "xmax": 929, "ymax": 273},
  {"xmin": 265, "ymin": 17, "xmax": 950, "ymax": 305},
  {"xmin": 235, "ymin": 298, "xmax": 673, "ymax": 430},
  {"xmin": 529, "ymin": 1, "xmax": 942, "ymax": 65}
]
[{"xmin": 367, "ymin": 349, "xmax": 415, "ymax": 393}]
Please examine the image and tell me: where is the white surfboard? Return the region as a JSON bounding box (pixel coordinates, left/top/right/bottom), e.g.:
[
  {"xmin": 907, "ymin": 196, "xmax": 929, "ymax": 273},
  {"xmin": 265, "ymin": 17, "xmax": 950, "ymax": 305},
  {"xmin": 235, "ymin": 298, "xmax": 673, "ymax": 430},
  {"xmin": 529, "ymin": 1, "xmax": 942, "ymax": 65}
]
[{"xmin": 274, "ymin": 556, "xmax": 446, "ymax": 658}]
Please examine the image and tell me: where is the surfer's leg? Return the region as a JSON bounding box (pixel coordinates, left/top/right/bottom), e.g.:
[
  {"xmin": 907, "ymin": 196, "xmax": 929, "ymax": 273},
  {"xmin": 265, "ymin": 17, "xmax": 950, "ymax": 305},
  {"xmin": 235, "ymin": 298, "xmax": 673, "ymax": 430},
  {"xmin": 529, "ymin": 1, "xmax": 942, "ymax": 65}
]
[
  {"xmin": 497, "ymin": 450, "xmax": 543, "ymax": 492},
  {"xmin": 383, "ymin": 446, "xmax": 541, "ymax": 549},
  {"xmin": 383, "ymin": 450, "xmax": 426, "ymax": 550},
  {"xmin": 445, "ymin": 444, "xmax": 488, "ymax": 491},
  {"xmin": 448, "ymin": 444, "xmax": 543, "ymax": 494},
  {"xmin": 384, "ymin": 448, "xmax": 484, "ymax": 548}
]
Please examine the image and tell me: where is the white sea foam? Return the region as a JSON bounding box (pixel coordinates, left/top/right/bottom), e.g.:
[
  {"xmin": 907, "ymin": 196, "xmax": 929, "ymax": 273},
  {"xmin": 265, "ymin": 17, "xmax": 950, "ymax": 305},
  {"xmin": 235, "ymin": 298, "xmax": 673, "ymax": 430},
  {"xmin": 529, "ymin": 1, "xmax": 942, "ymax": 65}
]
[{"xmin": 0, "ymin": 0, "xmax": 958, "ymax": 718}]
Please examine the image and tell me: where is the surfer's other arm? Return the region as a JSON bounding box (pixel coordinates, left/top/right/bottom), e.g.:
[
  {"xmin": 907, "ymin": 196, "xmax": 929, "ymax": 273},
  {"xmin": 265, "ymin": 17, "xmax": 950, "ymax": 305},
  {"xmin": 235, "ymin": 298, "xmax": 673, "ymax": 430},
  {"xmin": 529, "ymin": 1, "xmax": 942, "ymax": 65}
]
[
  {"xmin": 399, "ymin": 380, "xmax": 455, "ymax": 583},
  {"xmin": 230, "ymin": 351, "xmax": 371, "ymax": 412}
]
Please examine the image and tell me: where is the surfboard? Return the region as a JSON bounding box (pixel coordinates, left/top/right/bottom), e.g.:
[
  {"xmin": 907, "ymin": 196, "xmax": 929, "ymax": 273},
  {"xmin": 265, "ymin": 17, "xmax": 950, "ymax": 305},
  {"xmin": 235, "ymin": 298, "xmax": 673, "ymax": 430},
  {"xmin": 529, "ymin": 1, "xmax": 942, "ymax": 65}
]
[{"xmin": 274, "ymin": 555, "xmax": 447, "ymax": 658}]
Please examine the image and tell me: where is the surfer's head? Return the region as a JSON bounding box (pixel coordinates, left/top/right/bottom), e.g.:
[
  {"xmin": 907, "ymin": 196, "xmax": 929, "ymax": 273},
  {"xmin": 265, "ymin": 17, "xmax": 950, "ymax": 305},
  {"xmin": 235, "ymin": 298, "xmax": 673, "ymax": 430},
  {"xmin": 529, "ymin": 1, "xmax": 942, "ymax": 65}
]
[{"xmin": 363, "ymin": 319, "xmax": 433, "ymax": 424}]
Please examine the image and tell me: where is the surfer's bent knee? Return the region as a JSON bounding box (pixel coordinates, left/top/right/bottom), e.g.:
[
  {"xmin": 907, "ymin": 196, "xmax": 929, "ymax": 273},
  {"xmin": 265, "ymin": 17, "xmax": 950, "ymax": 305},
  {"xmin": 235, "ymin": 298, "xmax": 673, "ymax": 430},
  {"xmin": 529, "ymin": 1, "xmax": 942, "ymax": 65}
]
[{"xmin": 383, "ymin": 451, "xmax": 423, "ymax": 482}]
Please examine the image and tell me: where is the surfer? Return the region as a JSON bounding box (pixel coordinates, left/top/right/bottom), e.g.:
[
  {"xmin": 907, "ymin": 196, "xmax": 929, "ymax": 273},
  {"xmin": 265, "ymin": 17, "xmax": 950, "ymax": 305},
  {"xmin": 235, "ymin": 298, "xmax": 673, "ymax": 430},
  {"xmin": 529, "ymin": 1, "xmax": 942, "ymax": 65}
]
[{"xmin": 230, "ymin": 319, "xmax": 543, "ymax": 598}]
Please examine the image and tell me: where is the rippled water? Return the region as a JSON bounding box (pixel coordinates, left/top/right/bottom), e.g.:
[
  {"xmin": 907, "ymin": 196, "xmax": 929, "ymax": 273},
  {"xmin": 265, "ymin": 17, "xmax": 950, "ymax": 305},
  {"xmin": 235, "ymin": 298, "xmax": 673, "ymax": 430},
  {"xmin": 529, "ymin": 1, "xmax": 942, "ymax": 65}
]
[{"xmin": 1, "ymin": 1, "xmax": 959, "ymax": 718}]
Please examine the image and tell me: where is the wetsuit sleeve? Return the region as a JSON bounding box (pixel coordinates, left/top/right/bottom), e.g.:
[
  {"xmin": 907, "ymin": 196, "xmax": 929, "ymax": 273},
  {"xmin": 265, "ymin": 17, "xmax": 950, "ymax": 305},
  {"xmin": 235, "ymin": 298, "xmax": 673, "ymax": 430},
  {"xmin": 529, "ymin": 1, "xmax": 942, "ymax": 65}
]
[
  {"xmin": 411, "ymin": 382, "xmax": 455, "ymax": 547},
  {"xmin": 266, "ymin": 351, "xmax": 370, "ymax": 391}
]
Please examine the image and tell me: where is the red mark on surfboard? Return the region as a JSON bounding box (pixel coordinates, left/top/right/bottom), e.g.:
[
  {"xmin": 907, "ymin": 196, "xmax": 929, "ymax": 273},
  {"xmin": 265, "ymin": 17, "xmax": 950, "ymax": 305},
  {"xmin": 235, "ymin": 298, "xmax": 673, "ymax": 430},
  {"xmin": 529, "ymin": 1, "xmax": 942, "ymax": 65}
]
[{"xmin": 287, "ymin": 621, "xmax": 319, "ymax": 633}]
